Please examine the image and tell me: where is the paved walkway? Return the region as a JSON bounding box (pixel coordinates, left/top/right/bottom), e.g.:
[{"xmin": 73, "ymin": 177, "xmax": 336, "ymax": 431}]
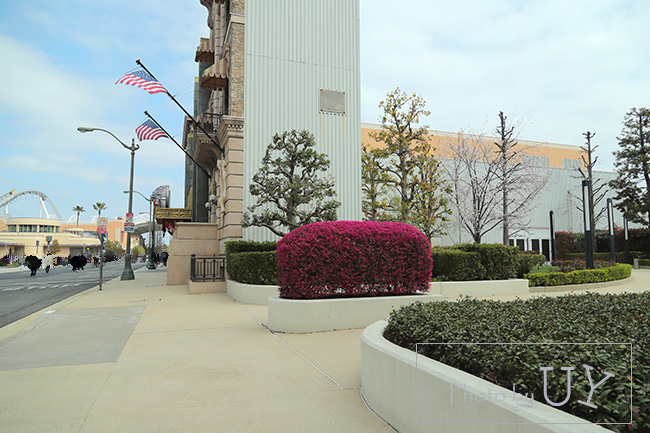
[
  {"xmin": 0, "ymin": 268, "xmax": 648, "ymax": 432},
  {"xmin": 0, "ymin": 268, "xmax": 394, "ymax": 433}
]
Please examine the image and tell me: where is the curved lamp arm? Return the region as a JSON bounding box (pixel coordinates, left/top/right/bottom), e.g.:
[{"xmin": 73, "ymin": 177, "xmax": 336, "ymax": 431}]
[
  {"xmin": 77, "ymin": 127, "xmax": 139, "ymax": 151},
  {"xmin": 124, "ymin": 190, "xmax": 152, "ymax": 202}
]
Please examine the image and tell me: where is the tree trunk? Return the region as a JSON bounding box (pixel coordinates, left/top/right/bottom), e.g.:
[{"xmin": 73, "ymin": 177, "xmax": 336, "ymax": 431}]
[
  {"xmin": 400, "ymin": 149, "xmax": 409, "ymax": 223},
  {"xmin": 502, "ymin": 183, "xmax": 509, "ymax": 245}
]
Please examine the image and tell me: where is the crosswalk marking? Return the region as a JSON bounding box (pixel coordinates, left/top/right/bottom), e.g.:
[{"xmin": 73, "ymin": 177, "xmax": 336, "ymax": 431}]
[{"xmin": 1, "ymin": 283, "xmax": 82, "ymax": 292}]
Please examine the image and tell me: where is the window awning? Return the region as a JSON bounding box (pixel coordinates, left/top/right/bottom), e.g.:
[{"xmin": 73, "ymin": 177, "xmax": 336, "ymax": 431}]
[
  {"xmin": 195, "ymin": 37, "xmax": 214, "ymax": 63},
  {"xmin": 200, "ymin": 58, "xmax": 228, "ymax": 91}
]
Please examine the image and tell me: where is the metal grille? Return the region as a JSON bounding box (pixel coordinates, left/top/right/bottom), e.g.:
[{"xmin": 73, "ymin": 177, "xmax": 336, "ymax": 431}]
[{"xmin": 190, "ymin": 254, "xmax": 226, "ymax": 282}]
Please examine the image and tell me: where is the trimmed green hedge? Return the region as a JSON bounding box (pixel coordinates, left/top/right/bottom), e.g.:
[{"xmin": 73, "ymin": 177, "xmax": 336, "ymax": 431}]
[
  {"xmin": 432, "ymin": 245, "xmax": 545, "ymax": 281},
  {"xmin": 384, "ymin": 294, "xmax": 649, "ymax": 431},
  {"xmin": 224, "ymin": 240, "xmax": 277, "ymax": 255},
  {"xmin": 564, "ymin": 251, "xmax": 644, "ymax": 262},
  {"xmin": 227, "ymin": 251, "xmax": 278, "ymax": 285},
  {"xmin": 516, "ymin": 253, "xmax": 547, "ymax": 278},
  {"xmin": 432, "ymin": 249, "xmax": 485, "ymax": 281},
  {"xmin": 526, "ymin": 263, "xmax": 632, "ymax": 287},
  {"xmin": 639, "ymin": 259, "xmax": 650, "ymax": 266},
  {"xmin": 225, "ymin": 240, "xmax": 277, "ymax": 285},
  {"xmin": 455, "ymin": 243, "xmax": 520, "ymax": 280}
]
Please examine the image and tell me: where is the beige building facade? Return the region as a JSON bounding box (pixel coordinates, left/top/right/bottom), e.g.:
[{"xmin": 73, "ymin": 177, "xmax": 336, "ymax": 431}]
[
  {"xmin": 0, "ymin": 217, "xmax": 141, "ymax": 259},
  {"xmin": 170, "ymin": 0, "xmax": 362, "ymax": 285},
  {"xmin": 0, "ymin": 218, "xmax": 100, "ymax": 258}
]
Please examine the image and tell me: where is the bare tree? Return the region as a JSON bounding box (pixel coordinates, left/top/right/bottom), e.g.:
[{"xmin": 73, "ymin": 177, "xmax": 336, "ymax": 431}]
[
  {"xmin": 441, "ymin": 114, "xmax": 550, "ymax": 244},
  {"xmin": 565, "ymin": 132, "xmax": 607, "ymax": 243},
  {"xmin": 441, "ymin": 132, "xmax": 502, "ymax": 243}
]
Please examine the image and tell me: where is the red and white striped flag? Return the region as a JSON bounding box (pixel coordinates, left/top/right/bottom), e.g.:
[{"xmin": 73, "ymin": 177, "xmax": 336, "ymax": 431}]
[
  {"xmin": 135, "ymin": 119, "xmax": 168, "ymax": 141},
  {"xmin": 116, "ymin": 69, "xmax": 168, "ymax": 94}
]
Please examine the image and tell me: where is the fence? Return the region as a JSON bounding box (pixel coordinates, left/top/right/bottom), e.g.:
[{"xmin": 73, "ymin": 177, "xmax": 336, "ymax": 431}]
[{"xmin": 190, "ymin": 254, "xmax": 226, "ymax": 282}]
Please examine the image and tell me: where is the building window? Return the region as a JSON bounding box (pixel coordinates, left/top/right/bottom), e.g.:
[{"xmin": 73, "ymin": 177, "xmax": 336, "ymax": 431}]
[
  {"xmin": 563, "ymin": 159, "xmax": 582, "ymax": 169},
  {"xmin": 8, "ymin": 225, "xmax": 16, "ymax": 232},
  {"xmin": 516, "ymin": 239, "xmax": 525, "ymax": 251},
  {"xmin": 19, "ymin": 225, "xmax": 38, "ymax": 233},
  {"xmin": 530, "ymin": 156, "xmax": 550, "ymax": 167},
  {"xmin": 531, "ymin": 239, "xmax": 540, "ymax": 252}
]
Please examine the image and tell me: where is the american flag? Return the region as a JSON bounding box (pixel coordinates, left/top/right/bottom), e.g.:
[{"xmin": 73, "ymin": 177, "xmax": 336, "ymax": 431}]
[
  {"xmin": 115, "ymin": 69, "xmax": 168, "ymax": 94},
  {"xmin": 135, "ymin": 119, "xmax": 168, "ymax": 141}
]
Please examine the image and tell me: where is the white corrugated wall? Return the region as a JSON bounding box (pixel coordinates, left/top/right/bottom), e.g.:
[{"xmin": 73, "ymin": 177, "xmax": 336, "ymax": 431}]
[
  {"xmin": 243, "ymin": 0, "xmax": 362, "ymax": 241},
  {"xmin": 440, "ymin": 166, "xmax": 635, "ymax": 246}
]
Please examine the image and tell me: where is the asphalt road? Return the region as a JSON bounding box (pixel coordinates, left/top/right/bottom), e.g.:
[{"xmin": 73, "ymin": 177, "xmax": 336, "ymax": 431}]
[{"xmin": 0, "ymin": 261, "xmax": 146, "ymax": 328}]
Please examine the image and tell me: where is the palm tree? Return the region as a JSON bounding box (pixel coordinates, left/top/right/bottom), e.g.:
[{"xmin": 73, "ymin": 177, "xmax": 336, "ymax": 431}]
[
  {"xmin": 72, "ymin": 206, "xmax": 85, "ymax": 227},
  {"xmin": 93, "ymin": 202, "xmax": 107, "ymax": 217}
]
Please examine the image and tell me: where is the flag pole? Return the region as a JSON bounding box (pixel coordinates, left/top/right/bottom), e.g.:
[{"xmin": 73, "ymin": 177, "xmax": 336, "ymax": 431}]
[
  {"xmin": 143, "ymin": 111, "xmax": 212, "ymax": 179},
  {"xmin": 135, "ymin": 59, "xmax": 224, "ymax": 155}
]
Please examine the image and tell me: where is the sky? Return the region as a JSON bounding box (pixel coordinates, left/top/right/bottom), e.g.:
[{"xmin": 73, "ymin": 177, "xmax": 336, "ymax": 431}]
[{"xmin": 1, "ymin": 0, "xmax": 648, "ymax": 222}]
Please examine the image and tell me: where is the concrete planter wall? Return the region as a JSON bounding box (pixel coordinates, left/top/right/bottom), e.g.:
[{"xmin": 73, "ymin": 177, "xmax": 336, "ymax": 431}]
[
  {"xmin": 187, "ymin": 280, "xmax": 226, "ymax": 295},
  {"xmin": 225, "ymin": 278, "xmax": 530, "ymax": 305},
  {"xmin": 268, "ymin": 293, "xmax": 443, "ymax": 333},
  {"xmin": 226, "ymin": 280, "xmax": 278, "ymax": 305},
  {"xmin": 361, "ymin": 320, "xmax": 608, "ymax": 433},
  {"xmin": 430, "ymin": 279, "xmax": 530, "ymax": 298}
]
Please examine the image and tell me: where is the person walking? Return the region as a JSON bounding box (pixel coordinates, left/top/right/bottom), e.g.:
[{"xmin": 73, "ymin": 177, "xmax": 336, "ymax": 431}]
[
  {"xmin": 43, "ymin": 253, "xmax": 54, "ymax": 274},
  {"xmin": 25, "ymin": 255, "xmax": 41, "ymax": 277}
]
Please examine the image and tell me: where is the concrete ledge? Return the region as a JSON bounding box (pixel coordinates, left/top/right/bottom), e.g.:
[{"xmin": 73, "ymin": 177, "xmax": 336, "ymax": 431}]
[
  {"xmin": 430, "ymin": 279, "xmax": 529, "ymax": 298},
  {"xmin": 226, "ymin": 280, "xmax": 278, "ymax": 305},
  {"xmin": 268, "ymin": 293, "xmax": 443, "ymax": 334},
  {"xmin": 361, "ymin": 320, "xmax": 607, "ymax": 433},
  {"xmin": 187, "ymin": 280, "xmax": 226, "ymax": 294}
]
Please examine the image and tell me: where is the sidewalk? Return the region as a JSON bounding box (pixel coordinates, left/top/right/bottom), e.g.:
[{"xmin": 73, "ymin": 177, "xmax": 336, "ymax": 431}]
[
  {"xmin": 0, "ymin": 265, "xmax": 28, "ymax": 274},
  {"xmin": 1, "ymin": 268, "xmax": 648, "ymax": 433},
  {"xmin": 0, "ymin": 268, "xmax": 394, "ymax": 433}
]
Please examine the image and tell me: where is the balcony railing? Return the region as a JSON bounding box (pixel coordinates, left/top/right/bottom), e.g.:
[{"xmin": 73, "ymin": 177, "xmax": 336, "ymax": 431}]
[
  {"xmin": 196, "ymin": 112, "xmax": 223, "ymax": 135},
  {"xmin": 190, "ymin": 254, "xmax": 225, "ymax": 282}
]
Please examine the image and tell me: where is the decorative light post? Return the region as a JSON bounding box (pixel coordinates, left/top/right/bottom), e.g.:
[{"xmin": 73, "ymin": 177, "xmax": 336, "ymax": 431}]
[
  {"xmin": 126, "ymin": 190, "xmax": 156, "ymax": 270},
  {"xmin": 549, "ymin": 210, "xmax": 556, "ymax": 262},
  {"xmin": 624, "ymin": 215, "xmax": 631, "ymax": 264},
  {"xmin": 607, "ymin": 198, "xmax": 616, "ymax": 262},
  {"xmin": 78, "ymin": 127, "xmax": 139, "ymax": 280}
]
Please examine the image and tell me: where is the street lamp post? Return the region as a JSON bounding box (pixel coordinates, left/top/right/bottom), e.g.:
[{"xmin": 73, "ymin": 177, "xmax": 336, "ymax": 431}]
[
  {"xmin": 624, "ymin": 216, "xmax": 631, "ymax": 264},
  {"xmin": 126, "ymin": 190, "xmax": 156, "ymax": 270},
  {"xmin": 607, "ymin": 198, "xmax": 616, "ymax": 262},
  {"xmin": 78, "ymin": 126, "xmax": 139, "ymax": 280}
]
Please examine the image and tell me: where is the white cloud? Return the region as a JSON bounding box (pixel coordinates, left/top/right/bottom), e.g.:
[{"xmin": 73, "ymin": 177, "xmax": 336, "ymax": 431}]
[{"xmin": 360, "ymin": 0, "xmax": 650, "ymax": 171}]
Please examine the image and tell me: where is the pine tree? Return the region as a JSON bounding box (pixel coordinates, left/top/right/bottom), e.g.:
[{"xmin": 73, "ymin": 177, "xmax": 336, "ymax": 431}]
[
  {"xmin": 242, "ymin": 130, "xmax": 340, "ymax": 237},
  {"xmin": 609, "ymin": 107, "xmax": 650, "ymax": 228}
]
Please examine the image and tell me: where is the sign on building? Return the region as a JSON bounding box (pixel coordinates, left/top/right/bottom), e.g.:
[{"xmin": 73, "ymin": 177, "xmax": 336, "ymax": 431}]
[{"xmin": 97, "ymin": 217, "xmax": 108, "ymax": 235}]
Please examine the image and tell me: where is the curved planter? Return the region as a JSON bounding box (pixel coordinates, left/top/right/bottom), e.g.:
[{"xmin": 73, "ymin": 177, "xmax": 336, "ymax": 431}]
[
  {"xmin": 529, "ymin": 275, "xmax": 632, "ymax": 293},
  {"xmin": 268, "ymin": 293, "xmax": 443, "ymax": 333},
  {"xmin": 226, "ymin": 280, "xmax": 278, "ymax": 305},
  {"xmin": 361, "ymin": 320, "xmax": 608, "ymax": 433},
  {"xmin": 431, "ymin": 279, "xmax": 529, "ymax": 298}
]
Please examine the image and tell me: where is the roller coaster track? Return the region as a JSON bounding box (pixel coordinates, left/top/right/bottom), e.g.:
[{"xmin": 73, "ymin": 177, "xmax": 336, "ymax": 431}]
[{"xmin": 0, "ymin": 189, "xmax": 62, "ymax": 220}]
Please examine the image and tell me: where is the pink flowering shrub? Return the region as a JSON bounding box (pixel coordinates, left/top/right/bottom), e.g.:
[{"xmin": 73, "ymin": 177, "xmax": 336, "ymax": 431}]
[{"xmin": 277, "ymin": 221, "xmax": 433, "ymax": 299}]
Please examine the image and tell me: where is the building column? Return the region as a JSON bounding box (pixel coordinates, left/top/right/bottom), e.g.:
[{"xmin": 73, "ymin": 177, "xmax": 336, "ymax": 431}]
[{"xmin": 217, "ymin": 116, "xmax": 244, "ymax": 252}]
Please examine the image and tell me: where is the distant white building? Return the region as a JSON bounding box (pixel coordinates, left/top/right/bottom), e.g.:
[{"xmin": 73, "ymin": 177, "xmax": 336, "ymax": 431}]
[{"xmin": 362, "ymin": 123, "xmax": 631, "ymax": 258}]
